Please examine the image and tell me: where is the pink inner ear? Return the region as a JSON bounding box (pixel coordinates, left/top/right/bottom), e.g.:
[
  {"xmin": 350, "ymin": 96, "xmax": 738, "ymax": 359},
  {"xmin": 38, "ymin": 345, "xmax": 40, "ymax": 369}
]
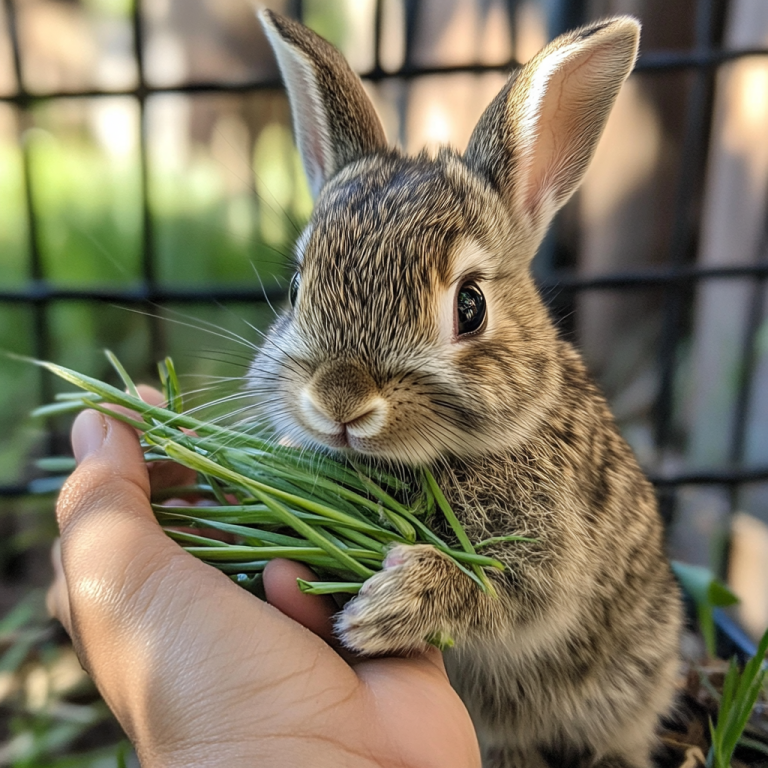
[
  {"xmin": 285, "ymin": 59, "xmax": 332, "ymax": 198},
  {"xmin": 262, "ymin": 20, "xmax": 333, "ymax": 199},
  {"xmin": 295, "ymin": 94, "xmax": 331, "ymax": 196},
  {"xmin": 522, "ymin": 45, "xmax": 622, "ymax": 222}
]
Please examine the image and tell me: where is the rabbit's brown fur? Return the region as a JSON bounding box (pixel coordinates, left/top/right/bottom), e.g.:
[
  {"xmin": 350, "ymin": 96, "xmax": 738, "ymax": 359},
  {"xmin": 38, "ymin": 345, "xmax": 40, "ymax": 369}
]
[{"xmin": 252, "ymin": 11, "xmax": 682, "ymax": 768}]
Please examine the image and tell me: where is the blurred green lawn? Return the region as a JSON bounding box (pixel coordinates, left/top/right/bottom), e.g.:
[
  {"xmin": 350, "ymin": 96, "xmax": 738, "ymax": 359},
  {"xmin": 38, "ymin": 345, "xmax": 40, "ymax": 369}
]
[{"xmin": 0, "ymin": 117, "xmax": 310, "ymax": 486}]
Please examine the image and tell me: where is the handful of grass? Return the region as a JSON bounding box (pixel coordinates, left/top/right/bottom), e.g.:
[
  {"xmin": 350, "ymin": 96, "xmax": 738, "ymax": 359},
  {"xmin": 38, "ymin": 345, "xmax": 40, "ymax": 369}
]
[{"xmin": 30, "ymin": 352, "xmax": 525, "ymax": 598}]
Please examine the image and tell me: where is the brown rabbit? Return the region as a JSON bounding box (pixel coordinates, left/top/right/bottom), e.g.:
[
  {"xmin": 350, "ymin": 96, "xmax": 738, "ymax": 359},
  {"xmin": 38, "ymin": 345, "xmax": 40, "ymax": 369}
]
[{"xmin": 252, "ymin": 10, "xmax": 682, "ymax": 768}]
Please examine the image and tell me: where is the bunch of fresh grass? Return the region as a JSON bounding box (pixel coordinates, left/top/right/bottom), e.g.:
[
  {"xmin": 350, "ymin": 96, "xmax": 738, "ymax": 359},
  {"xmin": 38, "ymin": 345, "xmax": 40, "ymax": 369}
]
[{"xmin": 30, "ymin": 352, "xmax": 528, "ymax": 599}]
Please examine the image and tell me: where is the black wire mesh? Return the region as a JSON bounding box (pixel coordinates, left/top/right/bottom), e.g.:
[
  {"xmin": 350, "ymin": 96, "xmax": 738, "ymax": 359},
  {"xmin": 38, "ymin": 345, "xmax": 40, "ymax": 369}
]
[{"xmin": 1, "ymin": 0, "xmax": 768, "ymax": 537}]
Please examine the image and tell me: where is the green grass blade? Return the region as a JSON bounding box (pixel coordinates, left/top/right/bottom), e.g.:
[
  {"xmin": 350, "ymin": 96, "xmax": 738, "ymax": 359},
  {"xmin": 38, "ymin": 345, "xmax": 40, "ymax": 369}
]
[
  {"xmin": 352, "ymin": 465, "xmax": 417, "ymax": 519},
  {"xmin": 105, "ymin": 349, "xmax": 140, "ymax": 399},
  {"xmin": 243, "ymin": 447, "xmax": 371, "ymax": 493},
  {"xmin": 164, "ymin": 529, "xmax": 229, "ymax": 547},
  {"xmin": 423, "ymin": 467, "xmax": 497, "ymax": 596},
  {"xmin": 204, "ymin": 474, "xmax": 230, "ymax": 506},
  {"xmin": 178, "ymin": 518, "xmax": 312, "ymax": 548},
  {"xmin": 227, "ymin": 452, "xmax": 409, "ymax": 530},
  {"xmin": 706, "ymin": 719, "xmax": 717, "ymax": 768},
  {"xmin": 720, "ymin": 657, "xmax": 739, "ymax": 715},
  {"xmin": 297, "ymin": 579, "xmax": 363, "ymax": 595},
  {"xmin": 54, "ymin": 391, "xmax": 102, "ymax": 402},
  {"xmin": 251, "ymin": 490, "xmax": 377, "ymax": 578},
  {"xmin": 449, "ymin": 551, "xmax": 506, "ymax": 569},
  {"xmin": 216, "ymin": 562, "xmax": 270, "ymax": 573},
  {"xmin": 182, "ymin": 544, "xmax": 359, "ymax": 562},
  {"xmin": 475, "ymin": 534, "xmax": 538, "ymax": 548},
  {"xmin": 154, "ymin": 505, "xmax": 328, "ymax": 527},
  {"xmin": 29, "ymin": 358, "xmax": 264, "ymax": 446},
  {"xmin": 377, "ymin": 508, "xmax": 416, "ymax": 542},
  {"xmin": 423, "ymin": 468, "xmax": 473, "ymax": 553},
  {"xmin": 31, "ymin": 400, "xmax": 94, "ymax": 418},
  {"xmin": 159, "ymin": 357, "xmax": 183, "ymax": 414},
  {"xmin": 217, "ymin": 452, "xmax": 399, "ymax": 537},
  {"xmin": 329, "ymin": 527, "xmax": 387, "ymax": 554}
]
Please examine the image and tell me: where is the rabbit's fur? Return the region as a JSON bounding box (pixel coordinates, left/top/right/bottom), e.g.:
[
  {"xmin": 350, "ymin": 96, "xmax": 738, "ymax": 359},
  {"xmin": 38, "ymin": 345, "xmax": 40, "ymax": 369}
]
[{"xmin": 252, "ymin": 10, "xmax": 682, "ymax": 768}]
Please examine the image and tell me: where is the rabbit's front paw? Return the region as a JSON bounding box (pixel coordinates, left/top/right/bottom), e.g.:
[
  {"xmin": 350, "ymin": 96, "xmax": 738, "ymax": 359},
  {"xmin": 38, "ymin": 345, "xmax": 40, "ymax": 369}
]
[{"xmin": 336, "ymin": 544, "xmax": 462, "ymax": 655}]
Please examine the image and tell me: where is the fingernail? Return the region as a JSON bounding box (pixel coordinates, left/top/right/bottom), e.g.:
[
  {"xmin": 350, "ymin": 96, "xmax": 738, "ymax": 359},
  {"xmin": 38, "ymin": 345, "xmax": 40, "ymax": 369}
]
[{"xmin": 72, "ymin": 409, "xmax": 108, "ymax": 462}]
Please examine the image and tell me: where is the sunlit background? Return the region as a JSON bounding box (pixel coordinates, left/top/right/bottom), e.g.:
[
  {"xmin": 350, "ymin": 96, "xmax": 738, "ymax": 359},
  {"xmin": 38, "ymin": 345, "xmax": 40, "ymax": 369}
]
[{"xmin": 1, "ymin": 0, "xmax": 767, "ymax": 763}]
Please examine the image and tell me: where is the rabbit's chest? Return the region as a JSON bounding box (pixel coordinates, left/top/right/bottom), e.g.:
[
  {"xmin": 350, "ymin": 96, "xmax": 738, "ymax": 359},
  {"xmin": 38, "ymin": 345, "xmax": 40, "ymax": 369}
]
[
  {"xmin": 444, "ymin": 631, "xmax": 608, "ymax": 752},
  {"xmin": 431, "ymin": 456, "xmax": 573, "ymax": 545}
]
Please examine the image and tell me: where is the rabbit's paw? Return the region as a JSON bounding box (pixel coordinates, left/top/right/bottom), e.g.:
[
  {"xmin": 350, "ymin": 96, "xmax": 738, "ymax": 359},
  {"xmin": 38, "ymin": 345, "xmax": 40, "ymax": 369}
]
[{"xmin": 336, "ymin": 544, "xmax": 462, "ymax": 656}]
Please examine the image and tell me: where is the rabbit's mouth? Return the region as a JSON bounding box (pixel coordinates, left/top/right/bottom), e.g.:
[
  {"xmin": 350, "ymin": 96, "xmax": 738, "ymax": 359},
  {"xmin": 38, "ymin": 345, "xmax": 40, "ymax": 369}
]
[
  {"xmin": 303, "ymin": 423, "xmax": 379, "ymax": 455},
  {"xmin": 298, "ymin": 388, "xmax": 390, "ymax": 452},
  {"xmin": 299, "ymin": 418, "xmax": 409, "ymax": 461},
  {"xmin": 300, "ymin": 421, "xmax": 440, "ymax": 465}
]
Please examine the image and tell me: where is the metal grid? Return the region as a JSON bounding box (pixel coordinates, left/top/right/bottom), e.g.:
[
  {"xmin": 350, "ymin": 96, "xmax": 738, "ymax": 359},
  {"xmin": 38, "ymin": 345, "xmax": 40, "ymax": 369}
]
[{"xmin": 1, "ymin": 0, "xmax": 768, "ymax": 521}]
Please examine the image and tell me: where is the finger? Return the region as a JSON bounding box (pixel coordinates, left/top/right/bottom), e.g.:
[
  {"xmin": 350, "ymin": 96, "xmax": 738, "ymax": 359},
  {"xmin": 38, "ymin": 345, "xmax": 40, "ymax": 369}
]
[
  {"xmin": 160, "ymin": 499, "xmax": 234, "ymax": 542},
  {"xmin": 136, "ymin": 385, "xmax": 163, "ymax": 406},
  {"xmin": 101, "ymin": 384, "xmax": 197, "ymax": 493},
  {"xmin": 263, "ymin": 559, "xmax": 338, "ymax": 644},
  {"xmin": 146, "ymin": 455, "xmax": 198, "ymax": 496},
  {"xmin": 415, "ymin": 645, "xmax": 447, "ymax": 675},
  {"xmin": 99, "ymin": 384, "xmax": 163, "ymax": 427},
  {"xmin": 60, "ymin": 408, "xmax": 151, "ymax": 529},
  {"xmin": 56, "ymin": 409, "xmax": 173, "ymax": 674},
  {"xmin": 136, "ymin": 385, "xmax": 198, "ymax": 491}
]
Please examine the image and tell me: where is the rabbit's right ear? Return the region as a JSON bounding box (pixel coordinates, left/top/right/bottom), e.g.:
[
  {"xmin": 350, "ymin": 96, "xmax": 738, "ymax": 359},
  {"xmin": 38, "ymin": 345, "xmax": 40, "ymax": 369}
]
[
  {"xmin": 465, "ymin": 17, "xmax": 640, "ymax": 248},
  {"xmin": 259, "ymin": 9, "xmax": 387, "ymax": 198}
]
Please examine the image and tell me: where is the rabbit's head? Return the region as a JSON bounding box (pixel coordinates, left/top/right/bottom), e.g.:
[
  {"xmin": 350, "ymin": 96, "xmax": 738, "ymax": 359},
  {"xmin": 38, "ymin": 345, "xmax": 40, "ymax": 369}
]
[{"xmin": 249, "ymin": 10, "xmax": 639, "ymax": 465}]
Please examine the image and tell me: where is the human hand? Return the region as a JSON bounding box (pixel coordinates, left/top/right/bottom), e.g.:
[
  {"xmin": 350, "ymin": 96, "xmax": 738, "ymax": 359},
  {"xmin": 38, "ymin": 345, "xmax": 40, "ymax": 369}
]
[{"xmin": 47, "ymin": 394, "xmax": 480, "ymax": 768}]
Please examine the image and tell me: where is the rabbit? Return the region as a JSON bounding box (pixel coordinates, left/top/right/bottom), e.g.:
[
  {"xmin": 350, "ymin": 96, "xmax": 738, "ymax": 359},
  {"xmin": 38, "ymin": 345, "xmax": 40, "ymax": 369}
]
[{"xmin": 251, "ymin": 9, "xmax": 683, "ymax": 768}]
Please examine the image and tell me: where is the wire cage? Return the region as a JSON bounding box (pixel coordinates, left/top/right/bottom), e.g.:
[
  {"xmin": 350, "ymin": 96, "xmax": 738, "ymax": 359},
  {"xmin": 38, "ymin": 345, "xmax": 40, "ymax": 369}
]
[
  {"xmin": 1, "ymin": 0, "xmax": 768, "ymax": 762},
  {"xmin": 1, "ymin": 0, "xmax": 768, "ymax": 635}
]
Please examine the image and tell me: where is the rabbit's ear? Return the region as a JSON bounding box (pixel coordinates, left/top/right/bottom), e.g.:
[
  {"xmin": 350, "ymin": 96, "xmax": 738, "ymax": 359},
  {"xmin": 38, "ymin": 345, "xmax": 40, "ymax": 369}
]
[
  {"xmin": 465, "ymin": 17, "xmax": 639, "ymax": 245},
  {"xmin": 259, "ymin": 9, "xmax": 387, "ymax": 198}
]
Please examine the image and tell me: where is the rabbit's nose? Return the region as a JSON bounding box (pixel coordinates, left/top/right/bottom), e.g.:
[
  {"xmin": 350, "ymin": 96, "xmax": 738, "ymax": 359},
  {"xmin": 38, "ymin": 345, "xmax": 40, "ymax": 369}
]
[{"xmin": 301, "ymin": 360, "xmax": 387, "ymax": 438}]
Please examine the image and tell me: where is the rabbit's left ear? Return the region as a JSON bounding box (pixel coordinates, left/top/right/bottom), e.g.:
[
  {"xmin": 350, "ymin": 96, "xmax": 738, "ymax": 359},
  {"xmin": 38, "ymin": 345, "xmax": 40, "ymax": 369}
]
[
  {"xmin": 259, "ymin": 9, "xmax": 387, "ymax": 199},
  {"xmin": 465, "ymin": 17, "xmax": 640, "ymax": 245}
]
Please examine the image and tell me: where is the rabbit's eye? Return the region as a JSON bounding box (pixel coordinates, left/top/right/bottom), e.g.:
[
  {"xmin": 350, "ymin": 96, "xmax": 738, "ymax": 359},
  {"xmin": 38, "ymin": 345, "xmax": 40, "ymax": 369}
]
[
  {"xmin": 289, "ymin": 272, "xmax": 301, "ymax": 307},
  {"xmin": 456, "ymin": 281, "xmax": 486, "ymax": 337}
]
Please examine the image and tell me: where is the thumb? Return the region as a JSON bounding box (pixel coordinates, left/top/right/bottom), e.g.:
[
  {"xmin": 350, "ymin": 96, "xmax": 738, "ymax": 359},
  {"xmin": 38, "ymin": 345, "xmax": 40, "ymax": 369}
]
[
  {"xmin": 52, "ymin": 409, "xmax": 185, "ymax": 669},
  {"xmin": 58, "ymin": 408, "xmax": 152, "ymax": 531},
  {"xmin": 49, "ymin": 409, "xmax": 154, "ymax": 633}
]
